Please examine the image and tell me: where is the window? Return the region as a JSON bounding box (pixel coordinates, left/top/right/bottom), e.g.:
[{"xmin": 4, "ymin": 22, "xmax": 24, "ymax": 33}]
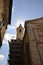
[{"xmin": 19, "ymin": 29, "xmax": 21, "ymax": 32}]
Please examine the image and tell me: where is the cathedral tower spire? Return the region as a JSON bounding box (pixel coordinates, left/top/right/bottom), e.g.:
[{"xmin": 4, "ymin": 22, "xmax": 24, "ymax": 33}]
[{"xmin": 16, "ymin": 24, "xmax": 24, "ymax": 40}]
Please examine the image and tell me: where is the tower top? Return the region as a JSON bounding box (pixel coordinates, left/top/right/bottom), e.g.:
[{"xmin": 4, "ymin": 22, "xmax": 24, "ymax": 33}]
[{"xmin": 17, "ymin": 24, "xmax": 24, "ymax": 29}]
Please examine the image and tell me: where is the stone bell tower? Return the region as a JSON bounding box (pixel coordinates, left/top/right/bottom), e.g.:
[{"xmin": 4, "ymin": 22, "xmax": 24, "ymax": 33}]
[{"xmin": 16, "ymin": 24, "xmax": 24, "ymax": 40}]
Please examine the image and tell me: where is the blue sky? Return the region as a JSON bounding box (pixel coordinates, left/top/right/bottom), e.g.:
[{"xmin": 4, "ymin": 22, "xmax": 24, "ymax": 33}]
[
  {"xmin": 0, "ymin": 0, "xmax": 43, "ymax": 65},
  {"xmin": 7, "ymin": 0, "xmax": 43, "ymax": 35}
]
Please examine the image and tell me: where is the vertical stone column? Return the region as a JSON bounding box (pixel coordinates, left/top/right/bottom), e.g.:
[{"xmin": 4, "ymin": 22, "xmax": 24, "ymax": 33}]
[
  {"xmin": 0, "ymin": 28, "xmax": 2, "ymax": 47},
  {"xmin": 27, "ymin": 27, "xmax": 41, "ymax": 65}
]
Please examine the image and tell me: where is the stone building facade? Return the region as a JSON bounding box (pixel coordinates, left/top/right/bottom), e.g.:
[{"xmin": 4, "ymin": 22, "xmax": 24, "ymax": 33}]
[
  {"xmin": 23, "ymin": 17, "xmax": 43, "ymax": 65},
  {"xmin": 0, "ymin": 0, "xmax": 13, "ymax": 47}
]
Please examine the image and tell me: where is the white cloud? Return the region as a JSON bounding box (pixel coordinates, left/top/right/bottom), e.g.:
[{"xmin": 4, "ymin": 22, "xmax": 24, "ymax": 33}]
[
  {"xmin": 0, "ymin": 54, "xmax": 4, "ymax": 61},
  {"xmin": 7, "ymin": 25, "xmax": 15, "ymax": 29},
  {"xmin": 16, "ymin": 20, "xmax": 24, "ymax": 28},
  {"xmin": 12, "ymin": 7, "xmax": 15, "ymax": 13},
  {"xmin": 3, "ymin": 33, "xmax": 16, "ymax": 44}
]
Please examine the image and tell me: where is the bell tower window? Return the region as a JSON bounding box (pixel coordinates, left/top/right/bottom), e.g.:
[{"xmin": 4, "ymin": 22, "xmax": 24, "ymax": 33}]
[{"xmin": 19, "ymin": 29, "xmax": 21, "ymax": 32}]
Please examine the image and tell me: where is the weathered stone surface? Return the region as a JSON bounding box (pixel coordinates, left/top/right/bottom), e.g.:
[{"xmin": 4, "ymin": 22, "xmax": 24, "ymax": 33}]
[
  {"xmin": 24, "ymin": 17, "xmax": 43, "ymax": 65},
  {"xmin": 8, "ymin": 40, "xmax": 24, "ymax": 65},
  {"xmin": 0, "ymin": 0, "xmax": 13, "ymax": 46}
]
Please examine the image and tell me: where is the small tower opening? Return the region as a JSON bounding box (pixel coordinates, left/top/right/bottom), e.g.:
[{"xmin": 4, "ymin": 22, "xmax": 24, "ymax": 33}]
[{"xmin": 19, "ymin": 29, "xmax": 21, "ymax": 32}]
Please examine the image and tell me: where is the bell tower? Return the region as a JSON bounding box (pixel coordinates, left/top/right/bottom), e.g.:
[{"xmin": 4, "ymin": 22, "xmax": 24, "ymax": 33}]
[{"xmin": 16, "ymin": 24, "xmax": 24, "ymax": 40}]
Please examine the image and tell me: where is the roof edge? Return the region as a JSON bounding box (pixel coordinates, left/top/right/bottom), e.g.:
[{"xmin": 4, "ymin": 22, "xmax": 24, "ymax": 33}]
[
  {"xmin": 24, "ymin": 17, "xmax": 43, "ymax": 28},
  {"xmin": 25, "ymin": 17, "xmax": 43, "ymax": 23}
]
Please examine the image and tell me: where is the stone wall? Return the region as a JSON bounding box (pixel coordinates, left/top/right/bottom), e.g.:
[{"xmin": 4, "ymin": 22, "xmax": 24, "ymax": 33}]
[
  {"xmin": 24, "ymin": 17, "xmax": 43, "ymax": 65},
  {"xmin": 0, "ymin": 0, "xmax": 13, "ymax": 44}
]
